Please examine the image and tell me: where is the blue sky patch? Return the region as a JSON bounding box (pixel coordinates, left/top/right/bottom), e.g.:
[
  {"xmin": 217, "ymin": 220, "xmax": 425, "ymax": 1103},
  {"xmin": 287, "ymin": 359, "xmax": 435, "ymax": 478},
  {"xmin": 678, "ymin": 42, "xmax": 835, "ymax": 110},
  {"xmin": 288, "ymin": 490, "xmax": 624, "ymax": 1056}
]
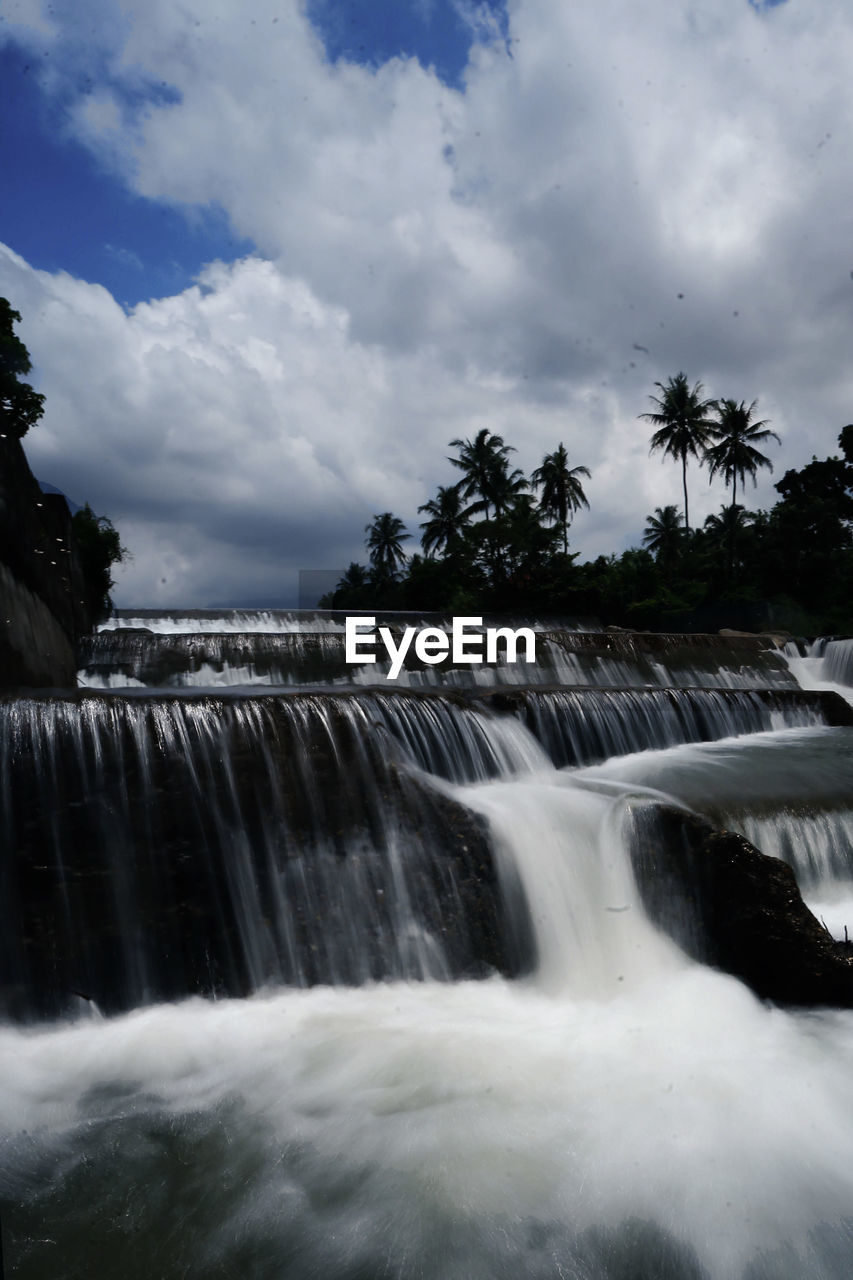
[
  {"xmin": 305, "ymin": 0, "xmax": 509, "ymax": 88},
  {"xmin": 0, "ymin": 43, "xmax": 253, "ymax": 307}
]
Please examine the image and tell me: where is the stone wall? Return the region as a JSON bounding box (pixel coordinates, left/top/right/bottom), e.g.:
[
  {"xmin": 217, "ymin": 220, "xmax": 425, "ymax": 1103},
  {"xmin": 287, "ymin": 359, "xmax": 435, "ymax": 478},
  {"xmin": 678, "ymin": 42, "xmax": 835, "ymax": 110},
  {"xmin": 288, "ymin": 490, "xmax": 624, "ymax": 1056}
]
[{"xmin": 0, "ymin": 434, "xmax": 91, "ymax": 688}]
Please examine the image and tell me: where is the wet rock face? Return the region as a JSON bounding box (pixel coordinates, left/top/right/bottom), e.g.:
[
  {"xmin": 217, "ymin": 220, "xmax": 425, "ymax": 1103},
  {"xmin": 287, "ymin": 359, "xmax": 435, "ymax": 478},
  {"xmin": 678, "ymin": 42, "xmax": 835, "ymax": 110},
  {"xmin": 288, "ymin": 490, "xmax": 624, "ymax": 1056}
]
[
  {"xmin": 0, "ymin": 694, "xmax": 534, "ymax": 1020},
  {"xmin": 0, "ymin": 435, "xmax": 91, "ymax": 688},
  {"xmin": 0, "ymin": 563, "xmax": 77, "ymax": 687},
  {"xmin": 631, "ymin": 805, "xmax": 853, "ymax": 1008}
]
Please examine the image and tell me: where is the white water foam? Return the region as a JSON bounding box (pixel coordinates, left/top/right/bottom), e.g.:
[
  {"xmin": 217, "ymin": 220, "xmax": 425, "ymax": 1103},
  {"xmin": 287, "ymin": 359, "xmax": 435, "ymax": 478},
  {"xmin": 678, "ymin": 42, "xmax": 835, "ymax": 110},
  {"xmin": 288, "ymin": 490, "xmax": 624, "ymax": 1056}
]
[
  {"xmin": 783, "ymin": 639, "xmax": 853, "ymax": 706},
  {"xmin": 454, "ymin": 775, "xmax": 680, "ymax": 996},
  {"xmin": 3, "ymin": 968, "xmax": 853, "ymax": 1278}
]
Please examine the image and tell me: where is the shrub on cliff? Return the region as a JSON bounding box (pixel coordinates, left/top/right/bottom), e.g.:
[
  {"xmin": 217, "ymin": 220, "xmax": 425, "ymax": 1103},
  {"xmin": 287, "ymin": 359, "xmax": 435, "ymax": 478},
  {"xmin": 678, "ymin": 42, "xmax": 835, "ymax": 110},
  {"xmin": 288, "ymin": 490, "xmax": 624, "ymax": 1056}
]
[
  {"xmin": 72, "ymin": 503, "xmax": 127, "ymax": 622},
  {"xmin": 0, "ymin": 298, "xmax": 45, "ymax": 439}
]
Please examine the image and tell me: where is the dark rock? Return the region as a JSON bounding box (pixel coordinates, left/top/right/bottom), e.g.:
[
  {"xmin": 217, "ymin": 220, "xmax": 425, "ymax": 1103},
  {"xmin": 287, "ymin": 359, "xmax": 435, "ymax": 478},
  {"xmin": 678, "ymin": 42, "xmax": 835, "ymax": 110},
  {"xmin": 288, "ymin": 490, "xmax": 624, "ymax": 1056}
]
[
  {"xmin": 811, "ymin": 690, "xmax": 853, "ymax": 727},
  {"xmin": 0, "ymin": 435, "xmax": 93, "ymax": 688},
  {"xmin": 631, "ymin": 805, "xmax": 853, "ymax": 1007},
  {"xmin": 0, "ymin": 563, "xmax": 78, "ymax": 686}
]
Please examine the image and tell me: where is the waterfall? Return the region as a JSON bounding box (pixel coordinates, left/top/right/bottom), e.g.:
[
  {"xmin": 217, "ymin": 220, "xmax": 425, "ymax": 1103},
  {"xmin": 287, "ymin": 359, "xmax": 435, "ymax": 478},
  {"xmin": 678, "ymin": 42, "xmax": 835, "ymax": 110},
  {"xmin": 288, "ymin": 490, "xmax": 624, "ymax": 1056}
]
[
  {"xmin": 5, "ymin": 610, "xmax": 853, "ymax": 1277},
  {"xmin": 0, "ymin": 691, "xmax": 550, "ymax": 1017},
  {"xmin": 818, "ymin": 637, "xmax": 853, "ymax": 687},
  {"xmin": 78, "ymin": 618, "xmax": 797, "ymax": 690},
  {"xmin": 453, "ymin": 777, "xmax": 680, "ymax": 996},
  {"xmin": 503, "ymin": 686, "xmax": 826, "ymax": 767},
  {"xmin": 782, "ymin": 635, "xmax": 853, "ymax": 699},
  {"xmin": 736, "ymin": 809, "xmax": 853, "ymax": 891},
  {"xmin": 96, "ymin": 608, "xmax": 590, "ymax": 635}
]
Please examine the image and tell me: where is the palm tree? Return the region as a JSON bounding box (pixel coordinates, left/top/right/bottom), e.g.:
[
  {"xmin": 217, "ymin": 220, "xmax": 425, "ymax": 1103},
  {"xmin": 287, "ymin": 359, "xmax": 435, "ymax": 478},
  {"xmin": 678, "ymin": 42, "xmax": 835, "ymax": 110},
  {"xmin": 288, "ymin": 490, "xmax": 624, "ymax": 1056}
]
[
  {"xmin": 642, "ymin": 505, "xmax": 684, "ymax": 565},
  {"xmin": 640, "ymin": 373, "xmax": 718, "ymax": 534},
  {"xmin": 488, "ymin": 463, "xmax": 529, "ymax": 519},
  {"xmin": 418, "ymin": 485, "xmax": 471, "ymax": 557},
  {"xmin": 703, "ymin": 504, "xmax": 751, "ymax": 540},
  {"xmin": 531, "ymin": 443, "xmax": 590, "ymax": 553},
  {"xmin": 365, "ymin": 512, "xmax": 410, "ymax": 580},
  {"xmin": 448, "ymin": 429, "xmax": 521, "ymax": 519},
  {"xmin": 703, "ymin": 503, "xmax": 753, "ymax": 575},
  {"xmin": 704, "ymin": 398, "xmax": 780, "ymax": 510},
  {"xmin": 338, "ymin": 562, "xmax": 369, "ymax": 591}
]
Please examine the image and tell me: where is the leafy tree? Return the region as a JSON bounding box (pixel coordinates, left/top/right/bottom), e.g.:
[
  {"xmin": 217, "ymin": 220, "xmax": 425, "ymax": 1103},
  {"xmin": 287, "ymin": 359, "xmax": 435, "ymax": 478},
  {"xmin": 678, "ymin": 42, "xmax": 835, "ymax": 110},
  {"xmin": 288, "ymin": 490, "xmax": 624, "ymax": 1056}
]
[
  {"xmin": 640, "ymin": 373, "xmax": 717, "ymax": 534},
  {"xmin": 705, "ymin": 398, "xmax": 780, "ymax": 509},
  {"xmin": 763, "ymin": 443, "xmax": 853, "ymax": 617},
  {"xmin": 495, "ymin": 496, "xmax": 564, "ymax": 589},
  {"xmin": 71, "ymin": 503, "xmax": 127, "ymax": 622},
  {"xmin": 418, "ymin": 485, "xmax": 471, "ymax": 557},
  {"xmin": 774, "ymin": 453, "xmax": 853, "ymax": 515},
  {"xmin": 0, "ymin": 297, "xmax": 45, "ymax": 439},
  {"xmin": 531, "ymin": 443, "xmax": 590, "ymax": 553},
  {"xmin": 365, "ymin": 512, "xmax": 410, "ymax": 581},
  {"xmin": 839, "ymin": 424, "xmax": 853, "ymax": 464}
]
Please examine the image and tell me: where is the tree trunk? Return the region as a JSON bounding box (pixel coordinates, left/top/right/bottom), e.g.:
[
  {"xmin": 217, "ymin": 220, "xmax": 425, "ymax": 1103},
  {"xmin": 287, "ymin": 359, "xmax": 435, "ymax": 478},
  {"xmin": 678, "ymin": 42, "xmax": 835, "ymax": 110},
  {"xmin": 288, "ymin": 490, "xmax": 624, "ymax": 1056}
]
[{"xmin": 682, "ymin": 456, "xmax": 690, "ymax": 535}]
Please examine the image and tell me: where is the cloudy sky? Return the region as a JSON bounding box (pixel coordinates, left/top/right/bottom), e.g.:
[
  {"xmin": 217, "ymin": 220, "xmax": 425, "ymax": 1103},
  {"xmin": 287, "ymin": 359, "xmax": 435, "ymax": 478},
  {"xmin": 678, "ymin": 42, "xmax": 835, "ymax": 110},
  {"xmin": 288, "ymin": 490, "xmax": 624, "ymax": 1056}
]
[{"xmin": 1, "ymin": 0, "xmax": 851, "ymax": 607}]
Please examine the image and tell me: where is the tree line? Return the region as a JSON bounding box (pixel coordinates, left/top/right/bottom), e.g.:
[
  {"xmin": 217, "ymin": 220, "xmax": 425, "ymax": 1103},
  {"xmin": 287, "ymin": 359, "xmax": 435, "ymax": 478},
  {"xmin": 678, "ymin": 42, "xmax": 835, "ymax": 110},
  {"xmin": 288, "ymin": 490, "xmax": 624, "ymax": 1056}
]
[
  {"xmin": 327, "ymin": 375, "xmax": 853, "ymax": 633},
  {"xmin": 6, "ymin": 290, "xmax": 851, "ymax": 632}
]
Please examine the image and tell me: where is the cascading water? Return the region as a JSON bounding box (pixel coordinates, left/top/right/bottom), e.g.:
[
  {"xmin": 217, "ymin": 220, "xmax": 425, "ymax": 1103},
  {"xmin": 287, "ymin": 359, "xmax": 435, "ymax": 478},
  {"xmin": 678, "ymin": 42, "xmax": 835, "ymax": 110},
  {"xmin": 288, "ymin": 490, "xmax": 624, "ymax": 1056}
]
[
  {"xmin": 0, "ymin": 691, "xmax": 547, "ymax": 1017},
  {"xmin": 816, "ymin": 638, "xmax": 853, "ymax": 687},
  {"xmin": 500, "ymin": 685, "xmax": 828, "ymax": 767},
  {"xmin": 78, "ymin": 620, "xmax": 798, "ymax": 691},
  {"xmin": 782, "ymin": 635, "xmax": 853, "ymax": 704},
  {"xmin": 4, "ymin": 611, "xmax": 853, "ymax": 1278}
]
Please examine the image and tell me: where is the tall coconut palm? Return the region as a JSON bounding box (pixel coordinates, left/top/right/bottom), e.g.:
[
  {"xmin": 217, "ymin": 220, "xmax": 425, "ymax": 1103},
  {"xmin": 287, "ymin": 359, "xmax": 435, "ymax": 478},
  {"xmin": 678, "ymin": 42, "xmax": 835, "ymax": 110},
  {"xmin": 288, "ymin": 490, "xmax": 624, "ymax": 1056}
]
[
  {"xmin": 448, "ymin": 428, "xmax": 520, "ymax": 519},
  {"xmin": 531, "ymin": 443, "xmax": 590, "ymax": 553},
  {"xmin": 642, "ymin": 504, "xmax": 684, "ymax": 565},
  {"xmin": 704, "ymin": 398, "xmax": 780, "ymax": 510},
  {"xmin": 365, "ymin": 512, "xmax": 410, "ymax": 580},
  {"xmin": 640, "ymin": 373, "xmax": 718, "ymax": 534},
  {"xmin": 418, "ymin": 485, "xmax": 471, "ymax": 557}
]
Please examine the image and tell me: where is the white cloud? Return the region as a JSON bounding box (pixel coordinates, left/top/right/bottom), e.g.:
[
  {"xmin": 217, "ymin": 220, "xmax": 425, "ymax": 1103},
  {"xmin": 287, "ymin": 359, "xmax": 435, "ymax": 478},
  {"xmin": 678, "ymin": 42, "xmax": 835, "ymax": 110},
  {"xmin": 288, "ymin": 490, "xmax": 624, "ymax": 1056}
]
[{"xmin": 3, "ymin": 0, "xmax": 853, "ymax": 604}]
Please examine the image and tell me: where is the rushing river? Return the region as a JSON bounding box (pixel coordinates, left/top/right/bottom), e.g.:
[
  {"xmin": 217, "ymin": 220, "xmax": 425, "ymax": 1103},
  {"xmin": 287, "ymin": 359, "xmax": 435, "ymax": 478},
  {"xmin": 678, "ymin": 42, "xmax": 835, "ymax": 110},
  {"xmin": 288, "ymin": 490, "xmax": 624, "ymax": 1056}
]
[{"xmin": 2, "ymin": 618, "xmax": 853, "ymax": 1278}]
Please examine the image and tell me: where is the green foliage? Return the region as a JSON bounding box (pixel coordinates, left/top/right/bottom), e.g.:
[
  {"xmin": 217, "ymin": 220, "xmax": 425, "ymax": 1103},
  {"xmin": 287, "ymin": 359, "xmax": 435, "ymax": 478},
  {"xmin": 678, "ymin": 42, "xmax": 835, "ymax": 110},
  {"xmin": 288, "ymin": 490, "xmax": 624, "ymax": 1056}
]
[
  {"xmin": 0, "ymin": 298, "xmax": 45, "ymax": 439},
  {"xmin": 839, "ymin": 425, "xmax": 853, "ymax": 464},
  {"xmin": 329, "ymin": 388, "xmax": 853, "ymax": 632},
  {"xmin": 71, "ymin": 503, "xmax": 127, "ymax": 622}
]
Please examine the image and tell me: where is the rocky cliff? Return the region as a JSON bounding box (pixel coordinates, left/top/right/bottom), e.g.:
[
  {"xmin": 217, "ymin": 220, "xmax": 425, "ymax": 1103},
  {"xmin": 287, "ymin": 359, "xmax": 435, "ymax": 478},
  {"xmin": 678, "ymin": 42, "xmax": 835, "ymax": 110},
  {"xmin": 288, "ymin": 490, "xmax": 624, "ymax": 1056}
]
[{"xmin": 0, "ymin": 434, "xmax": 91, "ymax": 687}]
